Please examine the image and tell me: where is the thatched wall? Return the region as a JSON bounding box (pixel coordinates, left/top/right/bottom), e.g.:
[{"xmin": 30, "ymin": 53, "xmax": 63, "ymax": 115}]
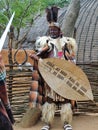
[{"xmin": 76, "ymin": 0, "xmax": 98, "ymax": 63}]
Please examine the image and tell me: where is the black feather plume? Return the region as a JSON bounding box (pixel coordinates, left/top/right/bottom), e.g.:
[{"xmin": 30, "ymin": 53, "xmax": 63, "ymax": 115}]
[{"xmin": 46, "ymin": 6, "xmax": 60, "ymax": 23}]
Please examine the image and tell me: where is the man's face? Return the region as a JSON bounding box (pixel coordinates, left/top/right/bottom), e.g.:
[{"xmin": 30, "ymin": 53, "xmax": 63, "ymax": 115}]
[{"xmin": 49, "ymin": 26, "xmax": 60, "ymax": 38}]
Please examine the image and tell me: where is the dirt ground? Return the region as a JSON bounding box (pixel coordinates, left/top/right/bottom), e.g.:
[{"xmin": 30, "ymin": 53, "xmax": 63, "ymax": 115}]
[{"xmin": 13, "ymin": 113, "xmax": 98, "ymax": 130}]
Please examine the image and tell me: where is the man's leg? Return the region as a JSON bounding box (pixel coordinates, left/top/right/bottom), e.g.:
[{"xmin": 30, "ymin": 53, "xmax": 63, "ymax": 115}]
[
  {"xmin": 41, "ymin": 102, "xmax": 56, "ymax": 130},
  {"xmin": 60, "ymin": 103, "xmax": 73, "ymax": 130}
]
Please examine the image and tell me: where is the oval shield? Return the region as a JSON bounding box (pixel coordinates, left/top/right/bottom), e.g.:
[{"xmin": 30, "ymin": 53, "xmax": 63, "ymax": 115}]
[{"xmin": 38, "ymin": 58, "xmax": 94, "ymax": 101}]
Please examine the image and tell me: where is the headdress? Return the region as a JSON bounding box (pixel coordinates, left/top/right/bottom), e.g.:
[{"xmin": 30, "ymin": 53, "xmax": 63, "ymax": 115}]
[{"xmin": 46, "ymin": 6, "xmax": 60, "ymax": 28}]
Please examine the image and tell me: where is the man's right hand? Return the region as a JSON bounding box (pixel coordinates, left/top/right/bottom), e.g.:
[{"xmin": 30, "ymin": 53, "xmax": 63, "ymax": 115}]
[{"xmin": 28, "ymin": 53, "xmax": 39, "ymax": 61}]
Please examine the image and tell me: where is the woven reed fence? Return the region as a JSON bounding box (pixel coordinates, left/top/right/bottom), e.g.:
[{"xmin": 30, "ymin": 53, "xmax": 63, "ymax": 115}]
[
  {"xmin": 6, "ymin": 66, "xmax": 33, "ymax": 122},
  {"xmin": 76, "ymin": 63, "xmax": 98, "ymax": 113}
]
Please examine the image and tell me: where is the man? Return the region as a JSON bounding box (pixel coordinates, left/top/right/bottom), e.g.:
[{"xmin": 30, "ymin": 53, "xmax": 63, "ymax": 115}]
[{"xmin": 29, "ymin": 6, "xmax": 77, "ymax": 130}]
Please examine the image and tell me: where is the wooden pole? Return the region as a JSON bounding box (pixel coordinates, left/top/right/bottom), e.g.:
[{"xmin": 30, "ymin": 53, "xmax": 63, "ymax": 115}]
[{"xmin": 8, "ymin": 26, "xmax": 14, "ymax": 102}]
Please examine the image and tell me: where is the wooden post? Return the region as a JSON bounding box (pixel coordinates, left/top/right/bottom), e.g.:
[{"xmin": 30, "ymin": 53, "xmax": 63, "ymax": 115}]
[{"xmin": 8, "ymin": 26, "xmax": 14, "ymax": 102}]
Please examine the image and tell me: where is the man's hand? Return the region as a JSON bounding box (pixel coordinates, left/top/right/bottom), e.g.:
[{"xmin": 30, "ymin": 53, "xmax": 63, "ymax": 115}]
[{"xmin": 28, "ymin": 53, "xmax": 39, "ymax": 61}]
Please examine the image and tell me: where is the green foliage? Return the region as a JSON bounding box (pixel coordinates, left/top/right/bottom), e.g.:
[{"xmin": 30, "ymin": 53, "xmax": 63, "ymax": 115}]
[{"xmin": 0, "ymin": 0, "xmax": 70, "ymax": 39}]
